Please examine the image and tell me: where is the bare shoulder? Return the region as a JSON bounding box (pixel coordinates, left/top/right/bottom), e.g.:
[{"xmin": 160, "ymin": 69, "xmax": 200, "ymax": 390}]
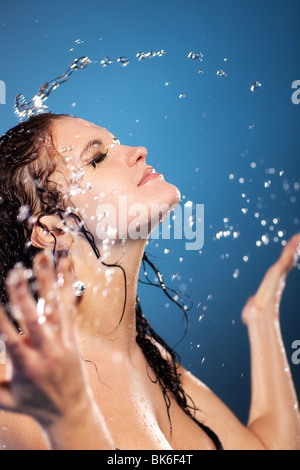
[
  {"xmin": 147, "ymin": 341, "xmax": 266, "ymax": 450},
  {"xmin": 177, "ymin": 364, "xmax": 267, "ymax": 450},
  {"xmin": 0, "ymin": 410, "xmax": 49, "ymax": 450},
  {"xmin": 0, "ymin": 365, "xmax": 49, "ymax": 450}
]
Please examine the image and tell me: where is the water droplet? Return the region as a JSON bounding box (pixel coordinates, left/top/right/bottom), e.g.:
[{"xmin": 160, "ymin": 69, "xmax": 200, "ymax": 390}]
[
  {"xmin": 117, "ymin": 57, "xmax": 129, "ymax": 67},
  {"xmin": 38, "ymin": 315, "xmax": 47, "ymax": 325},
  {"xmin": 185, "ymin": 200, "xmax": 193, "ymax": 208},
  {"xmin": 278, "ymin": 230, "xmax": 284, "ymax": 238},
  {"xmin": 233, "ymin": 269, "xmax": 240, "ymax": 279},
  {"xmin": 217, "ymin": 70, "xmax": 227, "ymax": 77},
  {"xmin": 74, "ymin": 39, "xmax": 83, "ymax": 45},
  {"xmin": 179, "ymin": 93, "xmax": 186, "ymax": 99},
  {"xmin": 136, "ymin": 51, "xmax": 146, "ymax": 61},
  {"xmin": 188, "ymin": 51, "xmax": 204, "ymax": 61},
  {"xmin": 100, "ymin": 56, "xmax": 113, "ymax": 67},
  {"xmin": 17, "ymin": 205, "xmax": 30, "ymax": 222},
  {"xmin": 251, "ymin": 81, "xmax": 262, "ymax": 92}
]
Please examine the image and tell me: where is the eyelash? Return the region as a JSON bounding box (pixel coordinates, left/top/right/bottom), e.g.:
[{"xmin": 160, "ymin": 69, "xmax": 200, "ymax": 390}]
[{"xmin": 89, "ymin": 150, "xmax": 108, "ymax": 168}]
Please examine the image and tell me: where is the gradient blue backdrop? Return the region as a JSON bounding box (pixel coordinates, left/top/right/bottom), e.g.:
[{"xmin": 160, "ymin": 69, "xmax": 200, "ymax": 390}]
[{"xmin": 0, "ymin": 0, "xmax": 299, "ymax": 425}]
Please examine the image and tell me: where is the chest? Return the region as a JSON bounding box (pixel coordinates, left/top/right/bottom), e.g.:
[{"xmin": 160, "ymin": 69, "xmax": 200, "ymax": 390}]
[{"xmin": 85, "ymin": 361, "xmax": 216, "ymax": 450}]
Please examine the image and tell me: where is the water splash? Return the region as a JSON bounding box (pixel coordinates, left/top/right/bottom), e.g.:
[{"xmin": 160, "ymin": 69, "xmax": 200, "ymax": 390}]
[
  {"xmin": 217, "ymin": 69, "xmax": 227, "ymax": 77},
  {"xmin": 14, "ymin": 56, "xmax": 91, "ymax": 120},
  {"xmin": 117, "ymin": 56, "xmax": 130, "ymax": 67},
  {"xmin": 188, "ymin": 51, "xmax": 204, "ymax": 61},
  {"xmin": 251, "ymin": 81, "xmax": 262, "ymax": 92},
  {"xmin": 100, "ymin": 56, "xmax": 113, "ymax": 67},
  {"xmin": 136, "ymin": 50, "xmax": 166, "ymax": 61}
]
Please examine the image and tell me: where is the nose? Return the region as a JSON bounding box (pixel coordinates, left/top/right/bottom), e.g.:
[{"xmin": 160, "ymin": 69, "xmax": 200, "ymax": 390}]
[{"xmin": 127, "ymin": 146, "xmax": 148, "ymax": 167}]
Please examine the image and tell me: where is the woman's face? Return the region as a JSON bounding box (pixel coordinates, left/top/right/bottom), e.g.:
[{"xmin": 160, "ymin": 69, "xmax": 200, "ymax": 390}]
[{"xmin": 51, "ymin": 117, "xmax": 181, "ymax": 243}]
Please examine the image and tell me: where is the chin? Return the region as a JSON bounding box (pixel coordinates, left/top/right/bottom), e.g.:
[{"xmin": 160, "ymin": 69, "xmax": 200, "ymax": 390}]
[
  {"xmin": 174, "ymin": 185, "xmax": 182, "ymax": 205},
  {"xmin": 146, "ymin": 182, "xmax": 181, "ymax": 231},
  {"xmin": 161, "ymin": 181, "xmax": 181, "ymax": 207}
]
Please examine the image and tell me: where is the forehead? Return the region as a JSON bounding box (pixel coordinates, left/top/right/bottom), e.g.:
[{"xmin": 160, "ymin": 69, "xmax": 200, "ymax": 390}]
[{"xmin": 51, "ymin": 117, "xmax": 113, "ymax": 149}]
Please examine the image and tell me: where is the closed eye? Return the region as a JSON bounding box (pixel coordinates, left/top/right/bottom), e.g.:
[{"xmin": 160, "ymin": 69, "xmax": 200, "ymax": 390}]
[{"xmin": 89, "ymin": 150, "xmax": 108, "ymax": 168}]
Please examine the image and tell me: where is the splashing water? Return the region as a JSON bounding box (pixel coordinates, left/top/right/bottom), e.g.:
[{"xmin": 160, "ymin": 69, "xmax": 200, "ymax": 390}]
[
  {"xmin": 188, "ymin": 51, "xmax": 204, "ymax": 61},
  {"xmin": 136, "ymin": 50, "xmax": 166, "ymax": 61},
  {"xmin": 14, "ymin": 56, "xmax": 91, "ymax": 120},
  {"xmin": 117, "ymin": 56, "xmax": 130, "ymax": 67},
  {"xmin": 100, "ymin": 56, "xmax": 113, "ymax": 67},
  {"xmin": 251, "ymin": 81, "xmax": 262, "ymax": 92}
]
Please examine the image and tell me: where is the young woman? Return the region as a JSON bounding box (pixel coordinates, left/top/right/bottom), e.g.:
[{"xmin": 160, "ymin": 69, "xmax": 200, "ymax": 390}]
[{"xmin": 0, "ymin": 113, "xmax": 299, "ymax": 450}]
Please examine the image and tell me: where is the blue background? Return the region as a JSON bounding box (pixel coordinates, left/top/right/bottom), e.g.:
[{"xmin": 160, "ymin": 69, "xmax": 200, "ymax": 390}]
[{"xmin": 0, "ymin": 0, "xmax": 299, "ymax": 425}]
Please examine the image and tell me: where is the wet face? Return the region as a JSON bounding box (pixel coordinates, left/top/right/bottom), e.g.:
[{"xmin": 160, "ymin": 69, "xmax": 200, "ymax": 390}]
[{"xmin": 51, "ymin": 117, "xmax": 181, "ymax": 243}]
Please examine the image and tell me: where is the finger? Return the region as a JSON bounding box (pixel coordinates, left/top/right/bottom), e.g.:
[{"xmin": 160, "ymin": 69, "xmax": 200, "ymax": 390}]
[
  {"xmin": 277, "ymin": 234, "xmax": 300, "ymax": 275},
  {"xmin": 33, "ymin": 251, "xmax": 61, "ymax": 325},
  {"xmin": 6, "ymin": 268, "xmax": 43, "ymax": 348},
  {"xmin": 0, "ymin": 304, "xmax": 21, "ymax": 349},
  {"xmin": 0, "ymin": 304, "xmax": 24, "ymax": 364},
  {"xmin": 56, "ymin": 256, "xmax": 77, "ymax": 334}
]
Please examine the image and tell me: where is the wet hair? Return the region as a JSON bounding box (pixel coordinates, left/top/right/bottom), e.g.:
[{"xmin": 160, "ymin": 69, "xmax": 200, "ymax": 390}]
[{"xmin": 0, "ymin": 113, "xmax": 222, "ymax": 448}]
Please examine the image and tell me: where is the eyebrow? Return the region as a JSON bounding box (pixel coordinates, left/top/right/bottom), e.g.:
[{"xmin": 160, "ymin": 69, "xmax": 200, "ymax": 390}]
[{"xmin": 80, "ymin": 139, "xmax": 104, "ymax": 160}]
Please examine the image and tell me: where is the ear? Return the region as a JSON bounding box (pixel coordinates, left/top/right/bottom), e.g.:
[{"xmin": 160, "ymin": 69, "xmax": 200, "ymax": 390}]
[{"xmin": 31, "ymin": 215, "xmax": 74, "ymax": 251}]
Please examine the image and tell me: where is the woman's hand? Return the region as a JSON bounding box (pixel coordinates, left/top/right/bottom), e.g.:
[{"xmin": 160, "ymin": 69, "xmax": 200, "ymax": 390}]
[
  {"xmin": 0, "ymin": 251, "xmax": 93, "ymax": 427},
  {"xmin": 242, "ymin": 234, "xmax": 300, "ymax": 325}
]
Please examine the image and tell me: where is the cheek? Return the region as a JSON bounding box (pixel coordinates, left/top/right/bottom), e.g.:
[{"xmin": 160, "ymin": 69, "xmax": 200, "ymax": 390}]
[{"xmin": 70, "ymin": 172, "xmax": 137, "ymax": 239}]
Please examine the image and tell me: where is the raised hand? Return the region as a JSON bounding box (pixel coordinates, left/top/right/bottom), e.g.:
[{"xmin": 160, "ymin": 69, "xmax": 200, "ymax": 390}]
[
  {"xmin": 0, "ymin": 252, "xmax": 93, "ymax": 427},
  {"xmin": 242, "ymin": 234, "xmax": 300, "ymax": 325}
]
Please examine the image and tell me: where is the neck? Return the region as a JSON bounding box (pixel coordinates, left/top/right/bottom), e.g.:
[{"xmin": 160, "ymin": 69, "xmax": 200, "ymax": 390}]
[{"xmin": 70, "ymin": 235, "xmax": 148, "ymax": 359}]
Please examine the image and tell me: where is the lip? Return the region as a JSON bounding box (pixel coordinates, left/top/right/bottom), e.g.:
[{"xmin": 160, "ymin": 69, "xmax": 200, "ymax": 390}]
[{"xmin": 138, "ymin": 167, "xmax": 160, "ymax": 186}]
